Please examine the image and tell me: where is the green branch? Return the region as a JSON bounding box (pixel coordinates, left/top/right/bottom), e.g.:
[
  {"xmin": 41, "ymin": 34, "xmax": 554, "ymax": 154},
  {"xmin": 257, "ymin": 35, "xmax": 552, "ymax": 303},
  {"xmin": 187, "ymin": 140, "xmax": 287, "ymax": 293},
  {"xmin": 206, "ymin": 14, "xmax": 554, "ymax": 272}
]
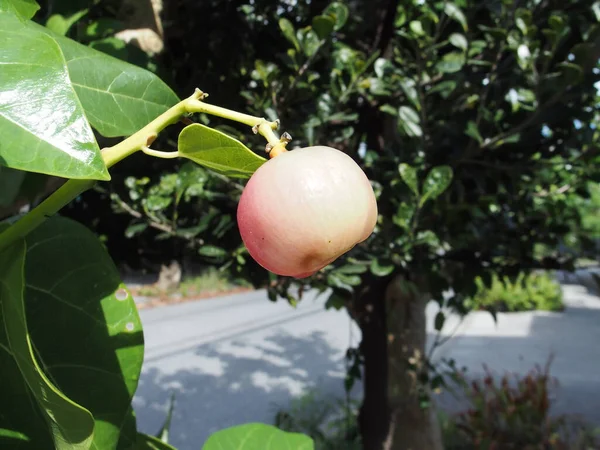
[{"xmin": 0, "ymin": 89, "xmax": 283, "ymax": 252}]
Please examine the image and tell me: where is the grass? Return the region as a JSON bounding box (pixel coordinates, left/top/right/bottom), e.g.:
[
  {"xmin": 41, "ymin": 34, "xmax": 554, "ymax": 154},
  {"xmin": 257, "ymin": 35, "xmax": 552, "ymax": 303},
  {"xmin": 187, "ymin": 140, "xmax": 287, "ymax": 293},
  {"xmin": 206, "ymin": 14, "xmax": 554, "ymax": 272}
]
[{"xmin": 135, "ymin": 267, "xmax": 252, "ymax": 299}]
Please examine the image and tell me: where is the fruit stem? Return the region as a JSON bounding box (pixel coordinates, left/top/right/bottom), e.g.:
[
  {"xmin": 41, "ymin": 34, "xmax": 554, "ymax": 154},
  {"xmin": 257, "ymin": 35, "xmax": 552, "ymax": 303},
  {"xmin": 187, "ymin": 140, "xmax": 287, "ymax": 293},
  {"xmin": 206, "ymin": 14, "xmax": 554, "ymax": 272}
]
[{"xmin": 185, "ymin": 89, "xmax": 282, "ymax": 149}]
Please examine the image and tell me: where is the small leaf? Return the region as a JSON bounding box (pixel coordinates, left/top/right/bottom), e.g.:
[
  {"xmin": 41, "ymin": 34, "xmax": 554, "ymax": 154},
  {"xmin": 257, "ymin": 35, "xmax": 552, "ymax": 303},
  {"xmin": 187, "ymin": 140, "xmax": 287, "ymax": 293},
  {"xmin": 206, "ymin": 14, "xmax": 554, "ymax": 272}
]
[
  {"xmin": 409, "ymin": 20, "xmax": 424, "ymax": 36},
  {"xmin": 46, "ymin": 9, "xmax": 88, "ymax": 35},
  {"xmin": 449, "ymin": 33, "xmax": 468, "ymax": 51},
  {"xmin": 398, "ymin": 163, "xmax": 419, "ymax": 196},
  {"xmin": 398, "ymin": 106, "xmax": 422, "ymax": 137},
  {"xmin": 325, "ymin": 291, "xmax": 347, "ymax": 310},
  {"xmin": 465, "ymin": 121, "xmax": 483, "ymax": 144},
  {"xmin": 125, "ymin": 222, "xmax": 148, "ymax": 238},
  {"xmin": 420, "ymin": 166, "xmax": 453, "ymax": 206},
  {"xmin": 0, "ymin": 0, "xmax": 39, "ymax": 20},
  {"xmin": 434, "ymin": 311, "xmax": 446, "ymax": 331},
  {"xmin": 444, "ymin": 3, "xmax": 468, "ymax": 31},
  {"xmin": 155, "ymin": 394, "xmax": 175, "ymax": 444},
  {"xmin": 178, "ymin": 124, "xmax": 266, "ymax": 178},
  {"xmin": 370, "ymin": 259, "xmax": 395, "ymax": 277},
  {"xmin": 592, "ymin": 2, "xmax": 600, "ymax": 21},
  {"xmin": 198, "ymin": 245, "xmax": 228, "ymax": 259},
  {"xmin": 393, "ymin": 202, "xmax": 414, "ymax": 230},
  {"xmin": 279, "ymin": 18, "xmax": 300, "ymax": 51},
  {"xmin": 312, "ymin": 15, "xmax": 335, "ymax": 39},
  {"xmin": 323, "ymin": 2, "xmax": 349, "ymax": 30},
  {"xmin": 202, "ymin": 423, "xmax": 314, "ymax": 450},
  {"xmin": 436, "ymin": 52, "xmax": 466, "ymax": 73}
]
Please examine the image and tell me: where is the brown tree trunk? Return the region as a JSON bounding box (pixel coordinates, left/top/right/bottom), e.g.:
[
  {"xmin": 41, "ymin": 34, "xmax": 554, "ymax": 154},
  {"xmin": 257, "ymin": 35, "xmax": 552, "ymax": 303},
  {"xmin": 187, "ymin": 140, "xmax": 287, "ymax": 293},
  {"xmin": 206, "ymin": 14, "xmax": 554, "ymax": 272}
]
[
  {"xmin": 385, "ymin": 276, "xmax": 444, "ymax": 450},
  {"xmin": 355, "ymin": 275, "xmax": 444, "ymax": 450}
]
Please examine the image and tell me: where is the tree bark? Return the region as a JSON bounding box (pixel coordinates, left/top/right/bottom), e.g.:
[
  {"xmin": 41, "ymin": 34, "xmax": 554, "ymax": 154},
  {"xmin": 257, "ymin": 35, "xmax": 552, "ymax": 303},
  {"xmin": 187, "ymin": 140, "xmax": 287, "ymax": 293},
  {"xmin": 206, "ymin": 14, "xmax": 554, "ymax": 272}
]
[
  {"xmin": 355, "ymin": 275, "xmax": 444, "ymax": 450},
  {"xmin": 356, "ymin": 277, "xmax": 391, "ymax": 450},
  {"xmin": 385, "ymin": 276, "xmax": 444, "ymax": 450}
]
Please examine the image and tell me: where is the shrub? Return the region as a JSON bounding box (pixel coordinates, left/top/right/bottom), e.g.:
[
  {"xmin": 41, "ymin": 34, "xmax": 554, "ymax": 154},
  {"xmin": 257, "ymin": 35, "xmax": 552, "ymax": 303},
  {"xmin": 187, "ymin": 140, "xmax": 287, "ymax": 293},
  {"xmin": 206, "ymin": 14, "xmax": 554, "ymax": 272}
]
[
  {"xmin": 442, "ymin": 363, "xmax": 600, "ymax": 450},
  {"xmin": 468, "ymin": 272, "xmax": 563, "ymax": 313}
]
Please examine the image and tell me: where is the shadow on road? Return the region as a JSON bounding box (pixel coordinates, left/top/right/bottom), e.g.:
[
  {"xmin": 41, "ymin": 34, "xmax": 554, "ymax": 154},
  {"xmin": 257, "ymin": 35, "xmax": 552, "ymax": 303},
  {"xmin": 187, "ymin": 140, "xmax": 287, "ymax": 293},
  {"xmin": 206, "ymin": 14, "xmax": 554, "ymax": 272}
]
[{"xmin": 133, "ymin": 329, "xmax": 352, "ymax": 449}]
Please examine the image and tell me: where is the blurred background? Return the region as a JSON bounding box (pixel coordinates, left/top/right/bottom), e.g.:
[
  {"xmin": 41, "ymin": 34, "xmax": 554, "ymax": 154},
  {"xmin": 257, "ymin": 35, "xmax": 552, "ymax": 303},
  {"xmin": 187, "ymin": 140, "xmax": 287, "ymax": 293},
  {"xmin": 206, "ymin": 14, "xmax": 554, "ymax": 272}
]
[{"xmin": 11, "ymin": 0, "xmax": 600, "ymax": 448}]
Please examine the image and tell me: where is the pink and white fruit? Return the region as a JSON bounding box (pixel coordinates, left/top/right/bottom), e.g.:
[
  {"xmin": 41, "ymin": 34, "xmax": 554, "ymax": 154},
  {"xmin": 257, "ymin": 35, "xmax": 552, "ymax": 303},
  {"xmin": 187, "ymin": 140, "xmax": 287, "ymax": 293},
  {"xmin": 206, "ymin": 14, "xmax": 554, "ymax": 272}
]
[{"xmin": 237, "ymin": 146, "xmax": 377, "ymax": 278}]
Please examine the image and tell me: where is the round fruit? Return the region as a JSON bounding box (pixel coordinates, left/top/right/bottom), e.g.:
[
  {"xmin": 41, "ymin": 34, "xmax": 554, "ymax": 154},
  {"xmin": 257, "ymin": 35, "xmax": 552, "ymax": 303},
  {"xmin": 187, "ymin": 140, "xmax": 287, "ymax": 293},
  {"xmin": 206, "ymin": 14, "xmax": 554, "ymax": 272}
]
[{"xmin": 237, "ymin": 146, "xmax": 377, "ymax": 278}]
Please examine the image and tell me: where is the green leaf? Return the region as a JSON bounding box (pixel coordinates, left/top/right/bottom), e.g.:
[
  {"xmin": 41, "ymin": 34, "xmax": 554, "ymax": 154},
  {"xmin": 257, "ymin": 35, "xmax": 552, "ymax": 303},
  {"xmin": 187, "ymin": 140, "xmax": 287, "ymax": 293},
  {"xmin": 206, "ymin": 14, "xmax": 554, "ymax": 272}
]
[
  {"xmin": 444, "ymin": 3, "xmax": 468, "ymax": 31},
  {"xmin": 558, "ymin": 62, "xmax": 584, "ymax": 85},
  {"xmin": 592, "ymin": 2, "xmax": 600, "ymax": 21},
  {"xmin": 420, "ymin": 166, "xmax": 453, "ymax": 206},
  {"xmin": 136, "ymin": 433, "xmax": 177, "ymax": 450},
  {"xmin": 436, "ymin": 52, "xmax": 466, "ymax": 73},
  {"xmin": 465, "ymin": 121, "xmax": 483, "ymax": 144},
  {"xmin": 398, "ymin": 163, "xmax": 419, "ymax": 196},
  {"xmin": 198, "ymin": 245, "xmax": 228, "ymax": 259},
  {"xmin": 0, "ymin": 13, "xmax": 108, "ymax": 180},
  {"xmin": 449, "ymin": 33, "xmax": 468, "ymax": 51},
  {"xmin": 0, "ymin": 239, "xmax": 96, "ymax": 450},
  {"xmin": 22, "ymin": 217, "xmax": 144, "ymax": 449},
  {"xmin": 0, "ymin": 166, "xmax": 25, "ymax": 207},
  {"xmin": 202, "ymin": 423, "xmax": 314, "ymax": 450},
  {"xmin": 398, "ymin": 106, "xmax": 422, "ymax": 137},
  {"xmin": 35, "ymin": 23, "xmax": 179, "ymax": 137},
  {"xmin": 312, "ymin": 15, "xmax": 335, "ymax": 39},
  {"xmin": 370, "ymin": 259, "xmax": 394, "ymax": 277},
  {"xmin": 409, "ymin": 20, "xmax": 425, "ymax": 36},
  {"xmin": 393, "ymin": 202, "xmax": 414, "ymax": 230},
  {"xmin": 325, "ymin": 291, "xmax": 347, "ymax": 310},
  {"xmin": 0, "ymin": 0, "xmax": 39, "ymax": 20},
  {"xmin": 155, "ymin": 394, "xmax": 175, "ymax": 444},
  {"xmin": 279, "ymin": 18, "xmax": 300, "ymax": 51},
  {"xmin": 46, "ymin": 9, "xmax": 88, "ymax": 35},
  {"xmin": 178, "ymin": 124, "xmax": 266, "ymax": 178},
  {"xmin": 434, "ymin": 311, "xmax": 445, "ymax": 331},
  {"xmin": 323, "ymin": 2, "xmax": 348, "ymax": 30}
]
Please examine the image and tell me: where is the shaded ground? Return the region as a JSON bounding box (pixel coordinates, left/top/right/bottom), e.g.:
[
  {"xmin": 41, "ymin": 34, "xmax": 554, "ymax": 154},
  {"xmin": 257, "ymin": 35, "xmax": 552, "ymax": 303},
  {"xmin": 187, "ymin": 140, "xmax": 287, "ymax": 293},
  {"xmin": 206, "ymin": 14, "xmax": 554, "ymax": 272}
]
[{"xmin": 132, "ymin": 279, "xmax": 600, "ymax": 449}]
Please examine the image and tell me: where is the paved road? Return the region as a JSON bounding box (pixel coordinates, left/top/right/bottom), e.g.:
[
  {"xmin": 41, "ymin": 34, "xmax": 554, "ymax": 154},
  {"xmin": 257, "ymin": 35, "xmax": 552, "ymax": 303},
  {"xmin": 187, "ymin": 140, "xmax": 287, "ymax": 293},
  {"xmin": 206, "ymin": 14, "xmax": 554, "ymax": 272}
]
[{"xmin": 132, "ymin": 280, "xmax": 600, "ymax": 449}]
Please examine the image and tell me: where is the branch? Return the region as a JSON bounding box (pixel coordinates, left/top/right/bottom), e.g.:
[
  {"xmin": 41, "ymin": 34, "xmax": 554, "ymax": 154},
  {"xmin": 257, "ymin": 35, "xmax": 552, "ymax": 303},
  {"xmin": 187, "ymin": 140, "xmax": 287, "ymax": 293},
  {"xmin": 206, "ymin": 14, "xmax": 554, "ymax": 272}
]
[{"xmin": 481, "ymin": 88, "xmax": 566, "ymax": 150}]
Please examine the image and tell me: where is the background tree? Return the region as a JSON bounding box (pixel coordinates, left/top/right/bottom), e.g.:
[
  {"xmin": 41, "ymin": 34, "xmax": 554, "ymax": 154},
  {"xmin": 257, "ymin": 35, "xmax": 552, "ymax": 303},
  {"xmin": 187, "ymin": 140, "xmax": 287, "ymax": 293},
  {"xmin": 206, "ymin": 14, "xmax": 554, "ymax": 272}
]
[{"xmin": 49, "ymin": 0, "xmax": 600, "ymax": 448}]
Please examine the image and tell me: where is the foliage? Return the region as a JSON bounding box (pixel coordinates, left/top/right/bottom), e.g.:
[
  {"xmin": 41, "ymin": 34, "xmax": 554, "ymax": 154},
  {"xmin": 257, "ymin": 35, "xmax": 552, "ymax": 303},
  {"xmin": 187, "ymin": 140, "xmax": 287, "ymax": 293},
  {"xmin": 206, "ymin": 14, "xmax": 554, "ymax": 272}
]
[
  {"xmin": 442, "ymin": 363, "xmax": 600, "ymax": 450},
  {"xmin": 467, "ymin": 271, "xmax": 564, "ymax": 313},
  {"xmin": 274, "ymin": 389, "xmax": 362, "ymax": 450},
  {"xmin": 0, "ymin": 1, "xmax": 314, "ymax": 448}
]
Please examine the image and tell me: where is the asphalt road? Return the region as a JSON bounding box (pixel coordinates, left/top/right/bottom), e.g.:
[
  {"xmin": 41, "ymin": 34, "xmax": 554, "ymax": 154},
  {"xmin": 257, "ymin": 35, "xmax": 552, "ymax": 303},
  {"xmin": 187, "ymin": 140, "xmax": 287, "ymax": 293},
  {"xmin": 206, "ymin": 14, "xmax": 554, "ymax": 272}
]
[{"xmin": 132, "ymin": 277, "xmax": 600, "ymax": 449}]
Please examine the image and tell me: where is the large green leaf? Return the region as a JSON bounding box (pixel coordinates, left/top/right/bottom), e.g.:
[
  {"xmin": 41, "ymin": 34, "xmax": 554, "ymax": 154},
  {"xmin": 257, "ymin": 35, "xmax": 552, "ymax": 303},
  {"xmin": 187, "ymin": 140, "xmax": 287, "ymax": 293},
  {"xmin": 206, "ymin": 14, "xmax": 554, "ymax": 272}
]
[
  {"xmin": 0, "ymin": 239, "xmax": 95, "ymax": 450},
  {"xmin": 23, "ymin": 216, "xmax": 144, "ymax": 449},
  {"xmin": 202, "ymin": 424, "xmax": 314, "ymax": 450},
  {"xmin": 0, "ymin": 13, "xmax": 108, "ymax": 180},
  {"xmin": 178, "ymin": 124, "xmax": 267, "ymax": 178},
  {"xmin": 34, "ymin": 23, "xmax": 179, "ymax": 137},
  {"xmin": 0, "ymin": 0, "xmax": 39, "ymax": 20}
]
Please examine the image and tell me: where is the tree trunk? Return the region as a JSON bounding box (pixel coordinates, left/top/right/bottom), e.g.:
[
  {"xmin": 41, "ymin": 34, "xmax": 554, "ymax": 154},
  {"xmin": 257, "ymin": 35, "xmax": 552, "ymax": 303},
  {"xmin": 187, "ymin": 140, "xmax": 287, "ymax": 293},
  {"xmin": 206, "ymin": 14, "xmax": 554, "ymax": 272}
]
[
  {"xmin": 385, "ymin": 276, "xmax": 444, "ymax": 450},
  {"xmin": 355, "ymin": 275, "xmax": 444, "ymax": 450}
]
